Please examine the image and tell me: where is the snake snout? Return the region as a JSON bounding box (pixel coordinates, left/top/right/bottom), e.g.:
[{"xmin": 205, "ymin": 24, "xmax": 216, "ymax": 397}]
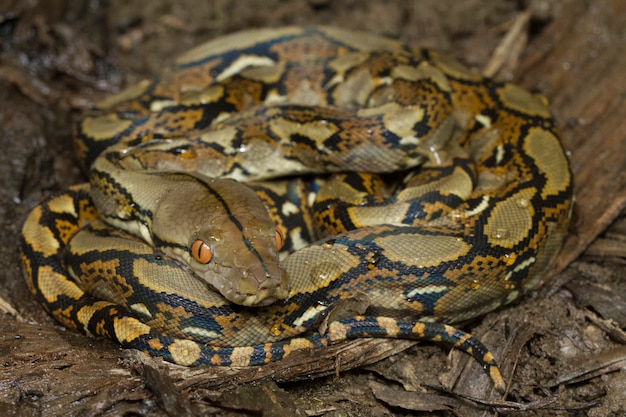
[{"xmin": 232, "ymin": 264, "xmax": 289, "ymax": 307}]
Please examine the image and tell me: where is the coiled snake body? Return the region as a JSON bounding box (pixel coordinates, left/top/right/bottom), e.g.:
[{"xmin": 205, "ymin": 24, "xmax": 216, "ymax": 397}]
[{"xmin": 21, "ymin": 27, "xmax": 573, "ymax": 392}]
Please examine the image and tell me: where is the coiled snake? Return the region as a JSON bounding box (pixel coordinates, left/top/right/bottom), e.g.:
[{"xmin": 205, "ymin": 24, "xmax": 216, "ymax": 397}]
[{"xmin": 20, "ymin": 27, "xmax": 573, "ymax": 393}]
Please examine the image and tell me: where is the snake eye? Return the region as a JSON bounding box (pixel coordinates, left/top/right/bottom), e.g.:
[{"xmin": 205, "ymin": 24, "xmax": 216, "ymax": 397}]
[
  {"xmin": 190, "ymin": 239, "xmax": 213, "ymax": 264},
  {"xmin": 275, "ymin": 228, "xmax": 285, "ymax": 251}
]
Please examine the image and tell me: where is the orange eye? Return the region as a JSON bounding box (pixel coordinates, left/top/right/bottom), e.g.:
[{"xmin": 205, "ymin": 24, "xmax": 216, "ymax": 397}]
[
  {"xmin": 190, "ymin": 239, "xmax": 212, "ymax": 264},
  {"xmin": 275, "ymin": 228, "xmax": 285, "ymax": 251}
]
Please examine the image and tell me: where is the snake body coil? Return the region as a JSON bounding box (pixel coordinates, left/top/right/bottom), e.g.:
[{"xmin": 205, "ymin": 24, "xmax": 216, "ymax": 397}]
[{"xmin": 21, "ymin": 27, "xmax": 573, "ymax": 393}]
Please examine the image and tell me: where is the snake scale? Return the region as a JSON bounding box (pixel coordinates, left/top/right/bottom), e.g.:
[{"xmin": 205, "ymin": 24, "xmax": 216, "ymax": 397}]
[{"xmin": 21, "ymin": 26, "xmax": 573, "ymax": 392}]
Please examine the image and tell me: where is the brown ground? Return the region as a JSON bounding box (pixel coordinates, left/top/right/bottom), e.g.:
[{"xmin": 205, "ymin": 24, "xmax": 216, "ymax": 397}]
[{"xmin": 1, "ymin": 1, "xmax": 625, "ymax": 416}]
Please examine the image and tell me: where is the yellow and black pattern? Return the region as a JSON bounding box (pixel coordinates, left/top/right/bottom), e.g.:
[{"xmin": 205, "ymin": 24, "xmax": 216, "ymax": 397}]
[{"xmin": 21, "ymin": 27, "xmax": 574, "ymax": 394}]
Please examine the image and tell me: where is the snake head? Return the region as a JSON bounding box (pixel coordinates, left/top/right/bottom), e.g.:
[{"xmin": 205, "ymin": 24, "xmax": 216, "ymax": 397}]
[
  {"xmin": 187, "ymin": 217, "xmax": 289, "ymax": 307},
  {"xmin": 151, "ymin": 175, "xmax": 289, "ymax": 306}
]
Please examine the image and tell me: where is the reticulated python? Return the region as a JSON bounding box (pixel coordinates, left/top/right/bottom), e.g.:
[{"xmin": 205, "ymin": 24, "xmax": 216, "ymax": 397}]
[{"xmin": 21, "ymin": 26, "xmax": 573, "ymax": 393}]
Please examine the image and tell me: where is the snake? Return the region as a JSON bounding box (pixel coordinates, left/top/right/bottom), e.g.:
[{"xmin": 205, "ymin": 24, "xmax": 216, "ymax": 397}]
[{"xmin": 20, "ymin": 26, "xmax": 573, "ymax": 393}]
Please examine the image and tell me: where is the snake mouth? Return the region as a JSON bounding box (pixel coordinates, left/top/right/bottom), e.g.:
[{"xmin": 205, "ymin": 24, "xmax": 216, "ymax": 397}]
[
  {"xmin": 227, "ymin": 285, "xmax": 286, "ymax": 307},
  {"xmin": 218, "ymin": 266, "xmax": 289, "ymax": 307},
  {"xmin": 240, "ymin": 291, "xmax": 281, "ymax": 307}
]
